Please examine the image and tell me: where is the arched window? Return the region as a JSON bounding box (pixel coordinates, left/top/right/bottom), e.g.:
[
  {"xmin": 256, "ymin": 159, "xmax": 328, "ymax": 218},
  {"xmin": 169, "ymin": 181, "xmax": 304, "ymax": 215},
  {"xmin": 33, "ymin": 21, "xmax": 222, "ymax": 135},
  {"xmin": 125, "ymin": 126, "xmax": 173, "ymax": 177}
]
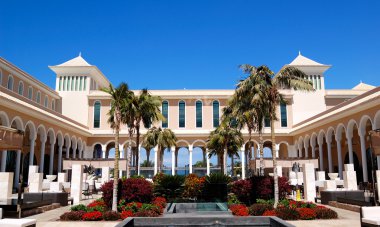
[
  {"xmin": 44, "ymin": 95, "xmax": 48, "ymax": 107},
  {"xmin": 94, "ymin": 101, "xmax": 101, "ymax": 128},
  {"xmin": 36, "ymin": 91, "xmax": 41, "ymax": 103},
  {"xmin": 212, "ymin": 100, "xmax": 219, "ymax": 127},
  {"xmin": 52, "ymin": 99, "xmax": 55, "ymax": 111},
  {"xmin": 162, "ymin": 101, "xmax": 169, "ymax": 128},
  {"xmin": 28, "ymin": 87, "xmax": 33, "ymax": 99},
  {"xmin": 196, "ymin": 100, "xmax": 202, "ymax": 128},
  {"xmin": 178, "ymin": 100, "xmax": 185, "ymax": 128},
  {"xmin": 7, "ymin": 75, "xmax": 14, "ymax": 90},
  {"xmin": 18, "ymin": 81, "xmax": 24, "ymax": 96}
]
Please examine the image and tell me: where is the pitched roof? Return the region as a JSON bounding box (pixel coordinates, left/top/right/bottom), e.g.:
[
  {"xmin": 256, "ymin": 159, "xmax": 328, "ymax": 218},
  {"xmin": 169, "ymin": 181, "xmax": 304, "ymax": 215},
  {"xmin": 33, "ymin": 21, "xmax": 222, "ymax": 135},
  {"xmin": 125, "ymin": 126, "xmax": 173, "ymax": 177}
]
[
  {"xmin": 289, "ymin": 52, "xmax": 325, "ymax": 66},
  {"xmin": 352, "ymin": 82, "xmax": 376, "ymax": 90},
  {"xmin": 56, "ymin": 55, "xmax": 92, "ymax": 67}
]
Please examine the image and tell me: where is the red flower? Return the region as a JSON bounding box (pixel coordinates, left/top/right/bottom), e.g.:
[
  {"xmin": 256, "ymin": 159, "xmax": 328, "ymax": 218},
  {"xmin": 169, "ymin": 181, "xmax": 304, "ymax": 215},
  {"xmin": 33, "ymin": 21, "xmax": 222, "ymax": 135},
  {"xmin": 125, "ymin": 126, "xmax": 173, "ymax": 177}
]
[
  {"xmin": 121, "ymin": 210, "xmax": 134, "ymax": 219},
  {"xmin": 229, "ymin": 204, "xmax": 249, "ymax": 216},
  {"xmin": 297, "ymin": 208, "xmax": 317, "ymax": 220},
  {"xmin": 82, "ymin": 211, "xmax": 103, "ymax": 221},
  {"xmin": 262, "ymin": 210, "xmax": 277, "ymax": 216}
]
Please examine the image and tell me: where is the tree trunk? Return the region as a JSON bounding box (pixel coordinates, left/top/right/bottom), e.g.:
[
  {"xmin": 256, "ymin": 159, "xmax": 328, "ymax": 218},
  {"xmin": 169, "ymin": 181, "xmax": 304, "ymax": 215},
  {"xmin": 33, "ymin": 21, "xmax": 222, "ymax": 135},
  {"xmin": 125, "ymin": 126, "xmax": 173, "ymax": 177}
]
[
  {"xmin": 135, "ymin": 126, "xmax": 140, "ymax": 174},
  {"xmin": 147, "ymin": 149, "xmax": 150, "ymax": 163},
  {"xmin": 231, "ymin": 155, "xmax": 235, "ymax": 177},
  {"xmin": 271, "ymin": 111, "xmax": 279, "ymax": 208},
  {"xmin": 259, "ymin": 132, "xmax": 264, "ymax": 176},
  {"xmin": 112, "ymin": 111, "xmax": 120, "ymax": 212},
  {"xmin": 126, "ymin": 130, "xmax": 133, "ymax": 178},
  {"xmin": 219, "ymin": 154, "xmax": 224, "ymax": 174}
]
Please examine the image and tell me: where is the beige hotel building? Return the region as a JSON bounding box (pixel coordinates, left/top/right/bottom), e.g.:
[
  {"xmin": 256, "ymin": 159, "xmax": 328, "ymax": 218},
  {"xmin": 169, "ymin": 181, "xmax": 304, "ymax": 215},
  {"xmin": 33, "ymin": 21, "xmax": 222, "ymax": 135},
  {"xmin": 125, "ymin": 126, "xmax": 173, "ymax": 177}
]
[{"xmin": 0, "ymin": 53, "xmax": 379, "ymax": 189}]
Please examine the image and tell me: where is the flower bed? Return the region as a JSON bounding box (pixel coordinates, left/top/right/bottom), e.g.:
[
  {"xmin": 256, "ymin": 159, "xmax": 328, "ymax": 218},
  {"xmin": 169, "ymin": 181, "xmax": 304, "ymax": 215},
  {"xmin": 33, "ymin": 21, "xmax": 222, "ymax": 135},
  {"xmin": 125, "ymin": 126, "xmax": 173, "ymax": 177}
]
[
  {"xmin": 229, "ymin": 199, "xmax": 338, "ymax": 220},
  {"xmin": 60, "ymin": 196, "xmax": 167, "ymax": 221}
]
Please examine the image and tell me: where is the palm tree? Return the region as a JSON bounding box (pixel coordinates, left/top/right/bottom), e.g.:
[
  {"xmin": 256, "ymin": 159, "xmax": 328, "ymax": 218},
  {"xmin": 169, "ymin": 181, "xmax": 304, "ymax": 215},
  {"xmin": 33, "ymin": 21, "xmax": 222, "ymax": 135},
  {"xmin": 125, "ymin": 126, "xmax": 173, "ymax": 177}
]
[
  {"xmin": 142, "ymin": 127, "xmax": 177, "ymax": 173},
  {"xmin": 133, "ymin": 89, "xmax": 163, "ymax": 174},
  {"xmin": 101, "ymin": 82, "xmax": 131, "ymax": 211},
  {"xmin": 123, "ymin": 90, "xmax": 136, "ymax": 178},
  {"xmin": 236, "ymin": 65, "xmax": 313, "ymax": 207},
  {"xmin": 227, "ymin": 93, "xmax": 266, "ymax": 176},
  {"xmin": 207, "ymin": 120, "xmax": 243, "ymax": 174}
]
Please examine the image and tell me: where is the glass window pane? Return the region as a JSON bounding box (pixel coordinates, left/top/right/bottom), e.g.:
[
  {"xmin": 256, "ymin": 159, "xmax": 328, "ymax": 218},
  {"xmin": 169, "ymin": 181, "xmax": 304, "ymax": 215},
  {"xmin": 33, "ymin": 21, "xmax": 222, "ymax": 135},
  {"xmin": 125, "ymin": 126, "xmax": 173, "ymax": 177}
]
[
  {"xmin": 264, "ymin": 117, "xmax": 270, "ymax": 127},
  {"xmin": 28, "ymin": 87, "xmax": 33, "ymax": 99},
  {"xmin": 179, "ymin": 101, "xmax": 185, "ymax": 128},
  {"xmin": 18, "ymin": 82, "xmax": 23, "ymax": 95},
  {"xmin": 94, "ymin": 101, "xmax": 101, "ymax": 128},
  {"xmin": 280, "ymin": 102, "xmax": 287, "ymax": 127},
  {"xmin": 83, "ymin": 76, "xmax": 87, "ymax": 90},
  {"xmin": 196, "ymin": 101, "xmax": 202, "ymax": 128},
  {"xmin": 213, "ymin": 100, "xmax": 219, "ymax": 127},
  {"xmin": 36, "ymin": 92, "xmax": 41, "ymax": 103},
  {"xmin": 162, "ymin": 101, "xmax": 168, "ymax": 128},
  {"xmin": 7, "ymin": 76, "xmax": 13, "ymax": 90},
  {"xmin": 79, "ymin": 77, "xmax": 83, "ymax": 91}
]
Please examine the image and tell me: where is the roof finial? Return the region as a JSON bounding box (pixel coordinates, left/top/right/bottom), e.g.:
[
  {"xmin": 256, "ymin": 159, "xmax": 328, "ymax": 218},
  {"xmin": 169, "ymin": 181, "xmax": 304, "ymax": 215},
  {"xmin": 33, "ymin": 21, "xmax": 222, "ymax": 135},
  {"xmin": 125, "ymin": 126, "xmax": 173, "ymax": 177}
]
[
  {"xmin": 298, "ymin": 50, "xmax": 301, "ymax": 56},
  {"xmin": 79, "ymin": 52, "xmax": 82, "ymax": 57}
]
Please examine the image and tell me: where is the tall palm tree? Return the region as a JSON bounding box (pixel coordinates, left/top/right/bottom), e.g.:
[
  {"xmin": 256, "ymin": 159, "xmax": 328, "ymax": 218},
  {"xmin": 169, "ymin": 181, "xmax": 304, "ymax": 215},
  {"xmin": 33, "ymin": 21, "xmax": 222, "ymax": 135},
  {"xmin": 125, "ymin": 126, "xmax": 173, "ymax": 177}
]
[
  {"xmin": 123, "ymin": 91, "xmax": 136, "ymax": 178},
  {"xmin": 133, "ymin": 89, "xmax": 163, "ymax": 174},
  {"xmin": 142, "ymin": 127, "xmax": 177, "ymax": 173},
  {"xmin": 101, "ymin": 82, "xmax": 131, "ymax": 211},
  {"xmin": 227, "ymin": 93, "xmax": 266, "ymax": 176},
  {"xmin": 236, "ymin": 65, "xmax": 313, "ymax": 207},
  {"xmin": 207, "ymin": 120, "xmax": 243, "ymax": 174}
]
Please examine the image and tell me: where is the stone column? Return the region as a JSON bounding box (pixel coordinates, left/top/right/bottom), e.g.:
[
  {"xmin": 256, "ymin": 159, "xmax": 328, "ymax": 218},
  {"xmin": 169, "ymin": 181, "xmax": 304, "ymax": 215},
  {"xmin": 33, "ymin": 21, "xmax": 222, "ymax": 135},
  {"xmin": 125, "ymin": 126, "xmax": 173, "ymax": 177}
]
[
  {"xmin": 71, "ymin": 164, "xmax": 83, "ymax": 204},
  {"xmin": 303, "ymin": 163, "xmax": 316, "ymax": 202},
  {"xmin": 137, "ymin": 144, "xmax": 141, "ymax": 176},
  {"xmin": 311, "ymin": 145, "xmax": 316, "ymax": 158},
  {"xmin": 101, "ymin": 167, "xmax": 110, "ymax": 183},
  {"xmin": 336, "ymin": 138, "xmax": 343, "ymax": 178},
  {"xmin": 327, "ymin": 140, "xmax": 333, "ymax": 173},
  {"xmin": 189, "ymin": 145, "xmax": 193, "ymax": 174},
  {"xmin": 154, "ymin": 146, "xmax": 158, "ymax": 175},
  {"xmin": 241, "ymin": 147, "xmax": 245, "ymax": 179},
  {"xmin": 0, "ymin": 172, "xmax": 13, "ymax": 199},
  {"xmin": 318, "ymin": 143, "xmax": 324, "ymax": 170},
  {"xmin": 359, "ymin": 134, "xmax": 369, "ymax": 182},
  {"xmin": 102, "ymin": 144, "xmax": 107, "ymax": 159},
  {"xmin": 206, "ymin": 148, "xmax": 210, "ymax": 176},
  {"xmin": 347, "ymin": 135, "xmax": 354, "ymax": 164},
  {"xmin": 171, "ymin": 146, "xmax": 175, "ymax": 176},
  {"xmin": 49, "ymin": 141, "xmax": 55, "ymax": 175},
  {"xmin": 304, "ymin": 144, "xmax": 309, "ymax": 158},
  {"xmin": 0, "ymin": 150, "xmax": 7, "ymax": 172},
  {"xmin": 377, "ymin": 156, "xmax": 380, "ymax": 170},
  {"xmin": 29, "ymin": 139, "xmax": 36, "ymax": 165},
  {"xmin": 14, "ymin": 150, "xmax": 21, "ymax": 188},
  {"xmin": 39, "ymin": 138, "xmax": 47, "ymax": 173},
  {"xmin": 65, "ymin": 141, "xmax": 71, "ymax": 159},
  {"xmin": 58, "ymin": 144, "xmax": 63, "ymax": 172}
]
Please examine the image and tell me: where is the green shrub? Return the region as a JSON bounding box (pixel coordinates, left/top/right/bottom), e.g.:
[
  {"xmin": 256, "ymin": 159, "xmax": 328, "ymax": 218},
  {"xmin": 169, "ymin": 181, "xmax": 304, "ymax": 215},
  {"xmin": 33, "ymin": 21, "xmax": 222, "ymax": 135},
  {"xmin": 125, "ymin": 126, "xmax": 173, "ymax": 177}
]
[
  {"xmin": 205, "ymin": 173, "xmax": 231, "ymax": 184},
  {"xmin": 249, "ymin": 203, "xmax": 273, "ymax": 216},
  {"xmin": 103, "ymin": 211, "xmax": 121, "ymax": 221},
  {"xmin": 275, "ymin": 207, "xmax": 300, "ymax": 220},
  {"xmin": 153, "ymin": 174, "xmax": 185, "ymax": 199},
  {"xmin": 315, "ymin": 207, "xmax": 338, "ymax": 219},
  {"xmin": 60, "ymin": 211, "xmax": 85, "ymax": 221},
  {"xmin": 70, "ymin": 204, "xmax": 87, "ymax": 212},
  {"xmin": 256, "ymin": 199, "xmax": 274, "ymax": 205},
  {"xmin": 227, "ymin": 193, "xmax": 241, "ymax": 205}
]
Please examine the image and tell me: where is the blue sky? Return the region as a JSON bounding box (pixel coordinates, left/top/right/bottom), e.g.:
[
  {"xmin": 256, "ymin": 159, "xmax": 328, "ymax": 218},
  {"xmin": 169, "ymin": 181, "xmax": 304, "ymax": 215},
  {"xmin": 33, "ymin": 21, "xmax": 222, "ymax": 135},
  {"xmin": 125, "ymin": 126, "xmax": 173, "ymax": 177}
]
[{"xmin": 1, "ymin": 1, "xmax": 380, "ymax": 90}]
